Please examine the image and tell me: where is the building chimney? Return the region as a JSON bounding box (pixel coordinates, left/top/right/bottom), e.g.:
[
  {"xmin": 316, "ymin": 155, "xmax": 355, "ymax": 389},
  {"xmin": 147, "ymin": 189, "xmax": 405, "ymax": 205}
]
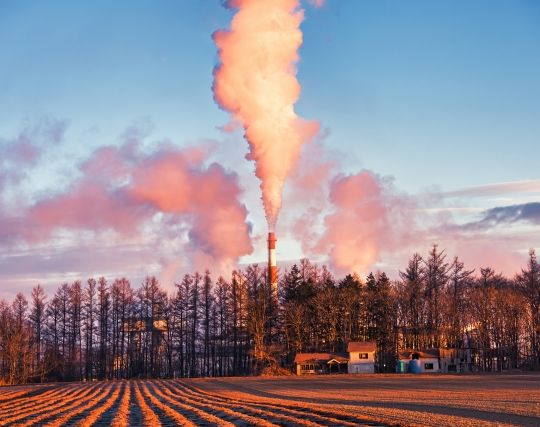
[{"xmin": 268, "ymin": 232, "xmax": 277, "ymax": 290}]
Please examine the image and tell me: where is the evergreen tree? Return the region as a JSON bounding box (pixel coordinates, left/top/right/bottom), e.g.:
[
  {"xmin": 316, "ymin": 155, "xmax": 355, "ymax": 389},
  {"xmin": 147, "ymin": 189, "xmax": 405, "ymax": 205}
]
[
  {"xmin": 516, "ymin": 249, "xmax": 540, "ymax": 366},
  {"xmin": 398, "ymin": 253, "xmax": 425, "ymax": 348}
]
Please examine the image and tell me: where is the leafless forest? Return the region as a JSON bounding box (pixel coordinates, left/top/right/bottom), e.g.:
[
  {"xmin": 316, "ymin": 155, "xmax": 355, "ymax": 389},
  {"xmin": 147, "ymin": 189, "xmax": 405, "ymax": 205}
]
[{"xmin": 1, "ymin": 246, "xmax": 539, "ymax": 385}]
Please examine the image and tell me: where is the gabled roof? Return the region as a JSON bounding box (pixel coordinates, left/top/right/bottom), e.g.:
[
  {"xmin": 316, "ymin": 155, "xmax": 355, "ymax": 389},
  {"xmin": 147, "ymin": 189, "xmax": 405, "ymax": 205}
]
[
  {"xmin": 327, "ymin": 356, "xmax": 349, "ymax": 364},
  {"xmin": 294, "ymin": 352, "xmax": 349, "ymax": 364},
  {"xmin": 347, "ymin": 341, "xmax": 377, "ymax": 352}
]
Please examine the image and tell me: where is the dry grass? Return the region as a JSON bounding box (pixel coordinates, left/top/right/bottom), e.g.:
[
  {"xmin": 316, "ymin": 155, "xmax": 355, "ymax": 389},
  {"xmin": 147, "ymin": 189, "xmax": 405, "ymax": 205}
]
[{"xmin": 1, "ymin": 374, "xmax": 538, "ymax": 426}]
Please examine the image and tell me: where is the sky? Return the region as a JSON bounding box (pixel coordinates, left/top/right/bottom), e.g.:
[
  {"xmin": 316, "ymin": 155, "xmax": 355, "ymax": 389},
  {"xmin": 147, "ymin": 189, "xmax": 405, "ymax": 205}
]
[{"xmin": 0, "ymin": 0, "xmax": 539, "ymax": 299}]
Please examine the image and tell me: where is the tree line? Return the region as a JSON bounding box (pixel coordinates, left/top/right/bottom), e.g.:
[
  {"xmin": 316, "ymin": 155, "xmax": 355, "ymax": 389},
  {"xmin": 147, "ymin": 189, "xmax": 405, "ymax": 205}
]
[{"xmin": 0, "ymin": 246, "xmax": 539, "ymax": 384}]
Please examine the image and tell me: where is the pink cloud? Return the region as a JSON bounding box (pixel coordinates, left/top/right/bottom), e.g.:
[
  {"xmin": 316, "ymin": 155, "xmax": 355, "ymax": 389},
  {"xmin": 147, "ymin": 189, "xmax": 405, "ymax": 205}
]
[
  {"xmin": 316, "ymin": 171, "xmax": 394, "ymax": 275},
  {"xmin": 290, "ymin": 137, "xmax": 337, "ymax": 196},
  {"xmin": 0, "ymin": 141, "xmax": 253, "ymax": 268},
  {"xmin": 286, "ymin": 147, "xmax": 536, "ymax": 278},
  {"xmin": 25, "ymin": 182, "xmax": 146, "ymax": 240},
  {"xmin": 286, "ymin": 140, "xmax": 421, "ymax": 275},
  {"xmin": 285, "ymin": 136, "xmax": 338, "ymax": 252},
  {"xmin": 128, "ymin": 151, "xmax": 253, "ymax": 261}
]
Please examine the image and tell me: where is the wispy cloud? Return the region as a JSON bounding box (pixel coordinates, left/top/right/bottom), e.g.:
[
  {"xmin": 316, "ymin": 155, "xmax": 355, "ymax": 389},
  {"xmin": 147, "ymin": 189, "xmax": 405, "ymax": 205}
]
[
  {"xmin": 0, "ymin": 117, "xmax": 68, "ymax": 191},
  {"xmin": 419, "ymin": 207, "xmax": 485, "ymax": 214},
  {"xmin": 442, "ymin": 180, "xmax": 540, "ymax": 198}
]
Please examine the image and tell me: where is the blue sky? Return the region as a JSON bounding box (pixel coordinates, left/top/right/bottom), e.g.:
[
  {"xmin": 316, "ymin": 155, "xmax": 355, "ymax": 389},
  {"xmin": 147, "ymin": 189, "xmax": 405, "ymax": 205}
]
[
  {"xmin": 0, "ymin": 0, "xmax": 539, "ymax": 297},
  {"xmin": 2, "ymin": 1, "xmax": 539, "ymax": 189}
]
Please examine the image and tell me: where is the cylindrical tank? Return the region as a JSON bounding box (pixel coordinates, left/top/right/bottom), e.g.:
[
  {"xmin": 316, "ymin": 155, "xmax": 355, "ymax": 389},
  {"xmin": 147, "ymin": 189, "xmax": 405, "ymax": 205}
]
[
  {"xmin": 396, "ymin": 361, "xmax": 408, "ymax": 373},
  {"xmin": 408, "ymin": 359, "xmax": 422, "ymax": 374}
]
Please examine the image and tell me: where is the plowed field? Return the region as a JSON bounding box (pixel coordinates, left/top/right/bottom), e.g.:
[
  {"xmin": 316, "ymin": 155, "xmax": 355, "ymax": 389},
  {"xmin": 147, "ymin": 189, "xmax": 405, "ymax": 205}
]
[{"xmin": 0, "ymin": 374, "xmax": 539, "ymax": 426}]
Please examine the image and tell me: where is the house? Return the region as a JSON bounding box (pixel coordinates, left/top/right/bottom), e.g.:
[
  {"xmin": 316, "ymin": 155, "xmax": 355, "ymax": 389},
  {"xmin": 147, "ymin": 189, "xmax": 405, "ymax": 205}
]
[
  {"xmin": 398, "ymin": 349, "xmax": 440, "ymax": 373},
  {"xmin": 397, "ymin": 348, "xmax": 469, "ymax": 373},
  {"xmin": 347, "ymin": 341, "xmax": 376, "ymax": 374},
  {"xmin": 294, "ymin": 341, "xmax": 377, "ymax": 375},
  {"xmin": 294, "ymin": 352, "xmax": 349, "ymax": 375}
]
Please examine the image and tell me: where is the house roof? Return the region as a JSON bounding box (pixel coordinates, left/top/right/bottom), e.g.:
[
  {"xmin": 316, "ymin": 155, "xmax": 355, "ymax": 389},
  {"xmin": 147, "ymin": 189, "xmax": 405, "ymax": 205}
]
[
  {"xmin": 398, "ymin": 349, "xmax": 441, "ymax": 359},
  {"xmin": 294, "ymin": 352, "xmax": 349, "ymax": 364},
  {"xmin": 327, "ymin": 356, "xmax": 349, "ymax": 364},
  {"xmin": 347, "ymin": 341, "xmax": 377, "ymax": 352}
]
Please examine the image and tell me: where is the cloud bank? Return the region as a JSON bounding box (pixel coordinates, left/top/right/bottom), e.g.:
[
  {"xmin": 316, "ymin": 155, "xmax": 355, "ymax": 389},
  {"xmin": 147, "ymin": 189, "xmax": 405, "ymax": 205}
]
[{"xmin": 0, "ymin": 130, "xmax": 253, "ymax": 276}]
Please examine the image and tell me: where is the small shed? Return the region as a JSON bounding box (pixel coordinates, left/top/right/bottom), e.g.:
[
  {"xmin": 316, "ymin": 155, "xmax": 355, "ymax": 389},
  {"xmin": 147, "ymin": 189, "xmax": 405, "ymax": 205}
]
[
  {"xmin": 347, "ymin": 341, "xmax": 376, "ymax": 374},
  {"xmin": 294, "ymin": 352, "xmax": 349, "ymax": 375}
]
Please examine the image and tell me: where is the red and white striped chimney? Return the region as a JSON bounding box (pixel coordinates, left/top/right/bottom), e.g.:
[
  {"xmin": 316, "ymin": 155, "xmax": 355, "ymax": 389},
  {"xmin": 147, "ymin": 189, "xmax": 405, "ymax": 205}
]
[{"xmin": 268, "ymin": 232, "xmax": 277, "ymax": 290}]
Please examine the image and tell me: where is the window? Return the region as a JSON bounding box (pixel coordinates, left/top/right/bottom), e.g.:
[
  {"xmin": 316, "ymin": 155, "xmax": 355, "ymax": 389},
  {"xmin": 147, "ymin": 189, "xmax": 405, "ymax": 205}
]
[
  {"xmin": 359, "ymin": 353, "xmax": 369, "ymax": 359},
  {"xmin": 424, "ymin": 363, "xmax": 434, "ymax": 370},
  {"xmin": 301, "ymin": 363, "xmax": 321, "ymax": 372}
]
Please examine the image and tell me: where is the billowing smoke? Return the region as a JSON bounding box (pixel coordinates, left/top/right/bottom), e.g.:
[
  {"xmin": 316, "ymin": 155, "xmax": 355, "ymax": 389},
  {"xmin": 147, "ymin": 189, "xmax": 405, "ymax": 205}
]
[
  {"xmin": 301, "ymin": 170, "xmax": 417, "ymax": 276},
  {"xmin": 213, "ymin": 0, "xmax": 319, "ymax": 230}
]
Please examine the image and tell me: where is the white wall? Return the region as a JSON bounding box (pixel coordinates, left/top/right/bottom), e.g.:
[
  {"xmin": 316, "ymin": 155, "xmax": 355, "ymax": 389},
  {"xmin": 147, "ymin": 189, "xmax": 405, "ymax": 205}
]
[
  {"xmin": 348, "ymin": 351, "xmax": 375, "ymax": 374},
  {"xmin": 418, "ymin": 358, "xmax": 439, "ymax": 373}
]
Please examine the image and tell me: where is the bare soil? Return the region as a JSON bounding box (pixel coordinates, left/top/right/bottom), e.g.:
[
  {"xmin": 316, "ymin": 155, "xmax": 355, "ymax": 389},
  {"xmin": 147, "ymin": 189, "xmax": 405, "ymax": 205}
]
[
  {"xmin": 0, "ymin": 373, "xmax": 538, "ymax": 426},
  {"xmin": 190, "ymin": 373, "xmax": 540, "ymax": 426}
]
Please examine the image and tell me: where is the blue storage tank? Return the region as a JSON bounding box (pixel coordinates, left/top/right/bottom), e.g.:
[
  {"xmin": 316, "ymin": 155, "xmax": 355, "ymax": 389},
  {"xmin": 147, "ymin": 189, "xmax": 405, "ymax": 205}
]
[
  {"xmin": 408, "ymin": 359, "xmax": 422, "ymax": 374},
  {"xmin": 396, "ymin": 360, "xmax": 408, "ymax": 373}
]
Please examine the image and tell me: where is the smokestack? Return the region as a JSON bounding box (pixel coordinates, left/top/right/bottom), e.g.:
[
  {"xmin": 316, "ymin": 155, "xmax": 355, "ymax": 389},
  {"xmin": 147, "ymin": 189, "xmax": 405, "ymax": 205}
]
[{"xmin": 268, "ymin": 232, "xmax": 277, "ymax": 290}]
